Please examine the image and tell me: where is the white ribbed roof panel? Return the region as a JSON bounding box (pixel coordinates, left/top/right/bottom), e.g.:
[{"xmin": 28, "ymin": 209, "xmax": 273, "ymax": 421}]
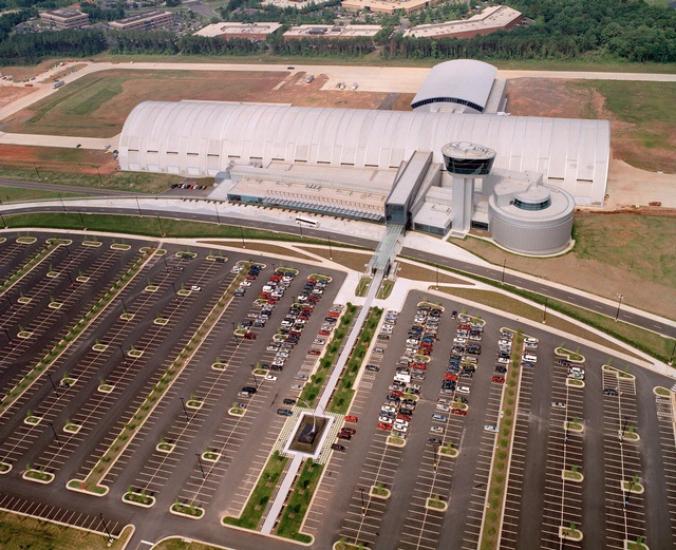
[
  {"xmin": 119, "ymin": 100, "xmax": 610, "ymax": 205},
  {"xmin": 411, "ymin": 59, "xmax": 497, "ymax": 112}
]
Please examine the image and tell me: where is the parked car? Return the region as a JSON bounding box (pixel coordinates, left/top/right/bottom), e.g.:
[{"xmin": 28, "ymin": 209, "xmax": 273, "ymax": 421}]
[
  {"xmin": 331, "ymin": 443, "xmax": 346, "ymax": 452},
  {"xmin": 276, "ymin": 408, "xmax": 293, "ymax": 416}
]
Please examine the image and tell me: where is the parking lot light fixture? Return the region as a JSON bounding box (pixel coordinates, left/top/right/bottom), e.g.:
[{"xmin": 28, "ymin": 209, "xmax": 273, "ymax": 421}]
[
  {"xmin": 179, "ymin": 397, "xmax": 190, "ymax": 422},
  {"xmin": 615, "ymin": 293, "xmax": 623, "ymax": 321},
  {"xmin": 98, "ymin": 513, "xmax": 114, "ymax": 544}
]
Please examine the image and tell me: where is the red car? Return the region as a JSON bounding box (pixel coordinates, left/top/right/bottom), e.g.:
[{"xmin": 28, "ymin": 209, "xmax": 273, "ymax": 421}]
[
  {"xmin": 444, "ymin": 373, "xmax": 458, "ymax": 382},
  {"xmin": 345, "ymin": 415, "xmax": 359, "ymax": 423},
  {"xmin": 337, "ymin": 432, "xmax": 352, "ymax": 440},
  {"xmin": 397, "ymin": 413, "xmax": 412, "ymax": 422},
  {"xmin": 377, "ymin": 421, "xmax": 393, "ymax": 431},
  {"xmin": 340, "ymin": 427, "xmax": 356, "ymax": 436},
  {"xmin": 491, "ymin": 375, "xmax": 505, "ymax": 384},
  {"xmin": 451, "ymin": 408, "xmax": 468, "ymax": 416}
]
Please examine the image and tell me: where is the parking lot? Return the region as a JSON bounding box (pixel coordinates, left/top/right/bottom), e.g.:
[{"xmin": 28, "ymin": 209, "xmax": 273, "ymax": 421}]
[{"xmin": 0, "ymin": 233, "xmax": 674, "ymax": 550}]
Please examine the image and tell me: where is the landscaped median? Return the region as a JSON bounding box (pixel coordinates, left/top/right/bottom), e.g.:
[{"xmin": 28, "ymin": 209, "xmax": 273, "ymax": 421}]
[
  {"xmin": 68, "ymin": 264, "xmax": 248, "ymax": 496},
  {"xmin": 327, "ymin": 307, "xmax": 383, "ymax": 415},
  {"xmin": 0, "ymin": 237, "xmax": 66, "ymax": 298},
  {"xmin": 479, "ymin": 332, "xmax": 524, "ymax": 550},
  {"xmin": 275, "ymin": 459, "xmax": 324, "ymax": 544},
  {"xmin": 299, "ymin": 303, "xmax": 358, "ymax": 406},
  {"xmin": 0, "ymin": 247, "xmax": 158, "ymax": 418},
  {"xmin": 223, "ymin": 451, "xmax": 288, "ymax": 530}
]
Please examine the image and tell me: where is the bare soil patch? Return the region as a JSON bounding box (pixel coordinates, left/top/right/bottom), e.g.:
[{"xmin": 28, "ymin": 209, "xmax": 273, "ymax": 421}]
[
  {"xmin": 0, "ymin": 144, "xmax": 117, "ymax": 175},
  {"xmin": 199, "ymin": 240, "xmax": 314, "ymax": 260},
  {"xmin": 397, "ymin": 261, "xmax": 470, "ymax": 284},
  {"xmin": 0, "ymin": 60, "xmax": 61, "ymax": 81},
  {"xmin": 0, "ymin": 86, "xmax": 34, "ymax": 109},
  {"xmin": 297, "ymin": 246, "xmax": 372, "ymax": 271}
]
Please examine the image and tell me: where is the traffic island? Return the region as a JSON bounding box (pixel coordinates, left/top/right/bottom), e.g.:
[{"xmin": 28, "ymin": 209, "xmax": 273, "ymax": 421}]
[
  {"xmin": 60, "ymin": 376, "xmax": 77, "ymax": 388},
  {"xmin": 97, "ymin": 382, "xmax": 115, "ymax": 394},
  {"xmin": 564, "ymin": 420, "xmax": 585, "ymax": 433},
  {"xmin": 559, "ymin": 525, "xmax": 583, "ymax": 542},
  {"xmin": 211, "ymin": 361, "xmax": 227, "ymax": 371},
  {"xmin": 48, "ymin": 301, "xmax": 63, "ymax": 310},
  {"xmin": 554, "ymin": 347, "xmax": 585, "ymax": 363},
  {"xmin": 186, "ymin": 398, "xmax": 204, "ymax": 411},
  {"xmin": 565, "ymin": 378, "xmax": 585, "ymax": 389},
  {"xmin": 144, "ymin": 284, "xmax": 159, "ymax": 293},
  {"xmin": 624, "ymin": 539, "xmax": 649, "ymax": 550},
  {"xmin": 369, "ymin": 483, "xmax": 391, "ymax": 500},
  {"xmin": 253, "ymin": 368, "xmax": 269, "ymax": 377},
  {"xmin": 177, "ymin": 288, "xmax": 192, "ymax": 297},
  {"xmin": 0, "ymin": 461, "xmax": 12, "ymax": 474},
  {"xmin": 561, "ymin": 469, "xmax": 584, "ymax": 483},
  {"xmin": 156, "ymin": 440, "xmax": 176, "ymax": 454},
  {"xmin": 17, "ymin": 296, "xmax": 32, "ymax": 305},
  {"xmin": 63, "ymin": 422, "xmax": 82, "ymax": 435},
  {"xmin": 82, "ymin": 240, "xmax": 103, "ymax": 248},
  {"xmin": 175, "ymin": 251, "xmax": 197, "ymax": 260},
  {"xmin": 654, "ymin": 386, "xmax": 673, "ymax": 398},
  {"xmin": 122, "ymin": 490, "xmax": 155, "ymax": 508},
  {"xmin": 23, "ymin": 468, "xmax": 54, "ymax": 484},
  {"xmin": 386, "ymin": 435, "xmax": 406, "ymax": 448},
  {"xmin": 111, "ymin": 243, "xmax": 131, "ymax": 251},
  {"xmin": 153, "ymin": 317, "xmax": 169, "ymax": 326},
  {"xmin": 92, "ymin": 342, "xmax": 109, "ymax": 352},
  {"xmin": 170, "ymin": 501, "xmax": 205, "ymax": 519},
  {"xmin": 621, "ymin": 478, "xmax": 645, "ymax": 494},
  {"xmin": 127, "ymin": 348, "xmax": 143, "ymax": 358},
  {"xmin": 228, "ymin": 405, "xmax": 246, "ymax": 417},
  {"xmin": 619, "ymin": 429, "xmax": 640, "ymax": 443},
  {"xmin": 76, "ymin": 275, "xmax": 90, "ymax": 283},
  {"xmin": 16, "ymin": 330, "xmax": 33, "ymax": 339},
  {"xmin": 425, "ymin": 495, "xmax": 448, "ymax": 512},
  {"xmin": 16, "ymin": 236, "xmax": 37, "ymax": 245},
  {"xmin": 66, "ymin": 479, "xmax": 108, "ymax": 496},
  {"xmin": 333, "ymin": 540, "xmax": 369, "ymax": 550},
  {"xmin": 287, "ymin": 414, "xmax": 329, "ymax": 455},
  {"xmin": 46, "ymin": 270, "xmax": 60, "ymax": 279},
  {"xmin": 438, "ymin": 444, "xmax": 459, "ymax": 458},
  {"xmin": 120, "ymin": 312, "xmax": 135, "ymax": 321},
  {"xmin": 24, "ymin": 414, "xmax": 42, "ymax": 426},
  {"xmin": 202, "ymin": 450, "xmax": 221, "ymax": 463}
]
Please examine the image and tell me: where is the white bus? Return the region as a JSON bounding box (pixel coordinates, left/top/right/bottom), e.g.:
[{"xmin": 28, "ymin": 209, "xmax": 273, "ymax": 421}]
[{"xmin": 295, "ymin": 216, "xmax": 318, "ymax": 227}]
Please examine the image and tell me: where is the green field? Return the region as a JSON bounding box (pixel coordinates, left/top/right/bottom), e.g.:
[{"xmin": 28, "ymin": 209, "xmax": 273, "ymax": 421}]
[
  {"xmin": 0, "ymin": 165, "xmax": 183, "ymax": 194},
  {"xmin": 0, "ymin": 511, "xmax": 131, "ymax": 550},
  {"xmin": 0, "ymin": 186, "xmax": 84, "ymax": 202}
]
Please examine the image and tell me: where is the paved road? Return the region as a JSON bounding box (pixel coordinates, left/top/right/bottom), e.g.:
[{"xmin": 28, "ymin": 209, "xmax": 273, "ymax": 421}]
[{"xmin": 4, "ymin": 201, "xmax": 674, "ymax": 342}]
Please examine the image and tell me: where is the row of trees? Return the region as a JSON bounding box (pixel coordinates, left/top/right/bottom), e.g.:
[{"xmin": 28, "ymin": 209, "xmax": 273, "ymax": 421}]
[
  {"xmin": 110, "ymin": 31, "xmax": 267, "ymax": 55},
  {"xmin": 0, "ymin": 29, "xmax": 107, "ymax": 65}
]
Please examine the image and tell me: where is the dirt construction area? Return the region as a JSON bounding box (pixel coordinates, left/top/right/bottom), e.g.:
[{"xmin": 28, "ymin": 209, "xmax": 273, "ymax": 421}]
[{"xmin": 0, "ymin": 69, "xmax": 413, "ymax": 138}]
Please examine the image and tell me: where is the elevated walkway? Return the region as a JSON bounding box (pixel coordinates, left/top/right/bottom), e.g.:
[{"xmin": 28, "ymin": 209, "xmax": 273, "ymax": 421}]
[{"xmin": 370, "ymin": 223, "xmax": 404, "ymax": 273}]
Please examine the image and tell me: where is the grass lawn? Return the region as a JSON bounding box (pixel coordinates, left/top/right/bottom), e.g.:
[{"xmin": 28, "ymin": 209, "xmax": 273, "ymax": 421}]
[
  {"xmin": 0, "ymin": 511, "xmax": 132, "ymax": 549},
  {"xmin": 450, "ymin": 212, "xmax": 676, "ymax": 320},
  {"xmin": 223, "ymin": 451, "xmax": 288, "ymax": 530},
  {"xmin": 3, "ymin": 212, "xmax": 333, "ymax": 244},
  {"xmin": 0, "ymin": 165, "xmax": 184, "ymax": 194},
  {"xmin": 575, "ymin": 80, "xmax": 676, "ymax": 171},
  {"xmin": 276, "ymin": 459, "xmax": 323, "ymax": 543},
  {"xmin": 0, "ymin": 186, "xmax": 84, "ymax": 203}
]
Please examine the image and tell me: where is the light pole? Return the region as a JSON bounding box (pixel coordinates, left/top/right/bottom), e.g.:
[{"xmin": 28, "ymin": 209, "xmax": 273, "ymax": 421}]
[
  {"xmin": 615, "ymin": 293, "xmax": 623, "ymax": 321},
  {"xmin": 501, "ymin": 258, "xmax": 506, "ymax": 283},
  {"xmin": 239, "ymin": 225, "xmax": 246, "ymax": 248},
  {"xmin": 297, "ymin": 220, "xmax": 304, "ymax": 239},
  {"xmin": 99, "ymin": 513, "xmax": 114, "ymax": 544},
  {"xmin": 195, "ymin": 452, "xmax": 207, "ymax": 479},
  {"xmin": 179, "ymin": 397, "xmax": 190, "ymax": 422}
]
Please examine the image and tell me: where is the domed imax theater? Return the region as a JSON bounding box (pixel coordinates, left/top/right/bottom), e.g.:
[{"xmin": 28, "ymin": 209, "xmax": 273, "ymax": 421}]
[{"xmin": 118, "ymin": 59, "xmax": 610, "ymax": 256}]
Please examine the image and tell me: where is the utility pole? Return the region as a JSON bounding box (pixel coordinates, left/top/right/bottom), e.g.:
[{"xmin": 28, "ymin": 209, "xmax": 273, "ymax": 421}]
[
  {"xmin": 239, "ymin": 225, "xmax": 246, "ymax": 248},
  {"xmin": 501, "ymin": 258, "xmax": 506, "ymax": 283}
]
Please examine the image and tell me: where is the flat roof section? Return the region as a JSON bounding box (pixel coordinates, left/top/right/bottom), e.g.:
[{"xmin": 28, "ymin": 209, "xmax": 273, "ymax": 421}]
[
  {"xmin": 404, "ymin": 5, "xmax": 523, "ymax": 38},
  {"xmin": 386, "ymin": 150, "xmax": 432, "ymax": 207},
  {"xmin": 194, "ymin": 22, "xmax": 283, "ymax": 37},
  {"xmin": 284, "ymin": 24, "xmax": 382, "ymax": 38}
]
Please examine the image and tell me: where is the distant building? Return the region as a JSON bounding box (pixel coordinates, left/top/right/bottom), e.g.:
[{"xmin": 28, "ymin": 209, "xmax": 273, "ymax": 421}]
[
  {"xmin": 194, "ymin": 22, "xmax": 282, "ymax": 41},
  {"xmin": 262, "ymin": 0, "xmax": 331, "ymax": 9},
  {"xmin": 283, "ymin": 24, "xmax": 382, "ymax": 40},
  {"xmin": 341, "ymin": 0, "xmax": 444, "ymax": 15},
  {"xmin": 404, "ymin": 5, "xmax": 523, "ymax": 39},
  {"xmin": 39, "ymin": 8, "xmax": 90, "ymax": 29},
  {"xmin": 109, "ymin": 10, "xmax": 173, "ymax": 31}
]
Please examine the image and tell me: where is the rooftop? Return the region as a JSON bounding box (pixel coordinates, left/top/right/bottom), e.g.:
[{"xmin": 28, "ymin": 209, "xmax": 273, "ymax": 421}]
[
  {"xmin": 194, "ymin": 22, "xmax": 283, "ymax": 37},
  {"xmin": 284, "ymin": 24, "xmax": 382, "ymax": 38},
  {"xmin": 404, "ymin": 5, "xmax": 522, "ymax": 38}
]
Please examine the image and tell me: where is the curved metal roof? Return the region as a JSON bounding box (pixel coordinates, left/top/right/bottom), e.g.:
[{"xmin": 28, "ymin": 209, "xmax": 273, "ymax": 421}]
[
  {"xmin": 119, "ymin": 100, "xmax": 610, "ymax": 205},
  {"xmin": 410, "ymin": 59, "xmax": 497, "ymax": 112}
]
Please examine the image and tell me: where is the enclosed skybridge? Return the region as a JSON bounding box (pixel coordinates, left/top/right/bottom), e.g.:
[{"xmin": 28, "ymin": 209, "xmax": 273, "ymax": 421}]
[{"xmin": 370, "ymin": 150, "xmax": 433, "ymax": 274}]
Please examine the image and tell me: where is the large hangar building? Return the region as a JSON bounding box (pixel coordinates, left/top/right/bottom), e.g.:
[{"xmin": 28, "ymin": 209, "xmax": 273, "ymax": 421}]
[{"xmin": 118, "ymin": 60, "xmax": 610, "ymax": 256}]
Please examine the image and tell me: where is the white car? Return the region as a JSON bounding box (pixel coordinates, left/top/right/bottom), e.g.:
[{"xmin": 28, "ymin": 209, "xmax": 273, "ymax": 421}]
[
  {"xmin": 393, "ymin": 422, "xmax": 409, "ymax": 433},
  {"xmin": 523, "ymin": 354, "xmax": 537, "ymax": 363},
  {"xmin": 381, "ymin": 404, "xmax": 396, "ymax": 414},
  {"xmin": 484, "ymin": 424, "xmax": 498, "ymax": 433},
  {"xmin": 456, "ymin": 385, "xmax": 471, "ymax": 394},
  {"xmin": 264, "ymin": 374, "xmax": 277, "ymax": 381},
  {"xmin": 378, "ymin": 415, "xmax": 394, "ymax": 424}
]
